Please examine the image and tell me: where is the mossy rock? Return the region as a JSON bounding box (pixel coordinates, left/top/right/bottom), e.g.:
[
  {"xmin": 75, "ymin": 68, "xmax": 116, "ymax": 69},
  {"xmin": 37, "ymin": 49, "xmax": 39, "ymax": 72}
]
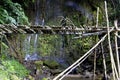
[
  {"xmin": 34, "ymin": 60, "xmax": 43, "ymax": 66},
  {"xmin": 43, "ymin": 60, "xmax": 59, "ymax": 69}
]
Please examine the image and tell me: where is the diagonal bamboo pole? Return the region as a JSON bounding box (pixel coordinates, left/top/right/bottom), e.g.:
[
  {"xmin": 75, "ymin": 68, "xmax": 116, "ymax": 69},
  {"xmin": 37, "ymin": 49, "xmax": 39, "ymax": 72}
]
[{"xmin": 59, "ymin": 49, "xmax": 93, "ymax": 80}]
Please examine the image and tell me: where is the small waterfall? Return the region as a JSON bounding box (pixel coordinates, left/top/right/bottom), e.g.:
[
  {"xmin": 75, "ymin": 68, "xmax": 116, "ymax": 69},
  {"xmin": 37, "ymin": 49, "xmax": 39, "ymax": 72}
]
[
  {"xmin": 34, "ymin": 34, "xmax": 38, "ymax": 53},
  {"xmin": 33, "ymin": 0, "xmax": 44, "ymax": 53},
  {"xmin": 24, "ymin": 0, "xmax": 43, "ymax": 60},
  {"xmin": 24, "ymin": 34, "xmax": 39, "ymax": 60},
  {"xmin": 24, "ymin": 34, "xmax": 32, "ymax": 55}
]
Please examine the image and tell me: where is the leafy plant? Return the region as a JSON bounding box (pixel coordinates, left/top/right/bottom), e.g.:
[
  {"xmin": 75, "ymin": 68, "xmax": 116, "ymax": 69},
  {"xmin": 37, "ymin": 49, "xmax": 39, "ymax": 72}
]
[
  {"xmin": 0, "ymin": 59, "xmax": 29, "ymax": 80},
  {"xmin": 0, "ymin": 0, "xmax": 29, "ymax": 25}
]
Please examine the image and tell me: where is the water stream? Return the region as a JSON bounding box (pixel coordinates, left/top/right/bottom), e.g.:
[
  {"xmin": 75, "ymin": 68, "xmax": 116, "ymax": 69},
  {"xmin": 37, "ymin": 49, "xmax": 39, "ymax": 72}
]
[{"xmin": 24, "ymin": 0, "xmax": 41, "ymax": 60}]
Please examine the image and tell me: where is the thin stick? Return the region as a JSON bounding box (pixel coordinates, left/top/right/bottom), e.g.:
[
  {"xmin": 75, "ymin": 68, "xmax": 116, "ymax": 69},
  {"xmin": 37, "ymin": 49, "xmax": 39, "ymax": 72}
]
[
  {"xmin": 101, "ymin": 42, "xmax": 107, "ymax": 79},
  {"xmin": 114, "ymin": 20, "xmax": 120, "ymax": 78}
]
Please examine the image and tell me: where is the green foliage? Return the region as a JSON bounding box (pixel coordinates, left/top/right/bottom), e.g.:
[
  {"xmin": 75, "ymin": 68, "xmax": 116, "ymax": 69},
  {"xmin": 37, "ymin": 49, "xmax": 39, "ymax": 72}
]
[
  {"xmin": 0, "ymin": 0, "xmax": 29, "ymax": 25},
  {"xmin": 1, "ymin": 41, "xmax": 9, "ymax": 59},
  {"xmin": 0, "ymin": 59, "xmax": 29, "ymax": 80},
  {"xmin": 39, "ymin": 35, "xmax": 58, "ymax": 56},
  {"xmin": 0, "ymin": 6, "xmax": 16, "ymax": 24}
]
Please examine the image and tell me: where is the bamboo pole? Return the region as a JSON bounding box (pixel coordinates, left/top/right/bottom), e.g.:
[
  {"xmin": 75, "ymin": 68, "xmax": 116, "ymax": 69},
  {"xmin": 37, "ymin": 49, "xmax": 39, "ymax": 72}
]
[
  {"xmin": 101, "ymin": 42, "xmax": 107, "ymax": 79},
  {"xmin": 105, "ymin": 1, "xmax": 115, "ymax": 80},
  {"xmin": 114, "ymin": 20, "xmax": 120, "ymax": 78},
  {"xmin": 93, "ymin": 7, "xmax": 99, "ymax": 80},
  {"xmin": 105, "ymin": 1, "xmax": 118, "ymax": 80}
]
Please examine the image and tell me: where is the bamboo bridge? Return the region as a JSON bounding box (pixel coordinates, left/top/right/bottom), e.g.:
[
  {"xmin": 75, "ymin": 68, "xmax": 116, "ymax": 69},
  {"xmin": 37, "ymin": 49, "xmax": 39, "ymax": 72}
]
[{"xmin": 0, "ymin": 24, "xmax": 117, "ymax": 36}]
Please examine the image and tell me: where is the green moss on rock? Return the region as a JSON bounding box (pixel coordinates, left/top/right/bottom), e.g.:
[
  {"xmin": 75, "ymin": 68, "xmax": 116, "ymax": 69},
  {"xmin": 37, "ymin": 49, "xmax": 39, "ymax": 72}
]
[{"xmin": 43, "ymin": 60, "xmax": 59, "ymax": 69}]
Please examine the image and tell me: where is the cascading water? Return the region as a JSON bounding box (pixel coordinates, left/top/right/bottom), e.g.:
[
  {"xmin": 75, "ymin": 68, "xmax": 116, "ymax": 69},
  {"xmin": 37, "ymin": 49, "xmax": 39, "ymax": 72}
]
[
  {"xmin": 24, "ymin": 34, "xmax": 31, "ymax": 56},
  {"xmin": 24, "ymin": 0, "xmax": 43, "ymax": 60},
  {"xmin": 34, "ymin": 34, "xmax": 38, "ymax": 52}
]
